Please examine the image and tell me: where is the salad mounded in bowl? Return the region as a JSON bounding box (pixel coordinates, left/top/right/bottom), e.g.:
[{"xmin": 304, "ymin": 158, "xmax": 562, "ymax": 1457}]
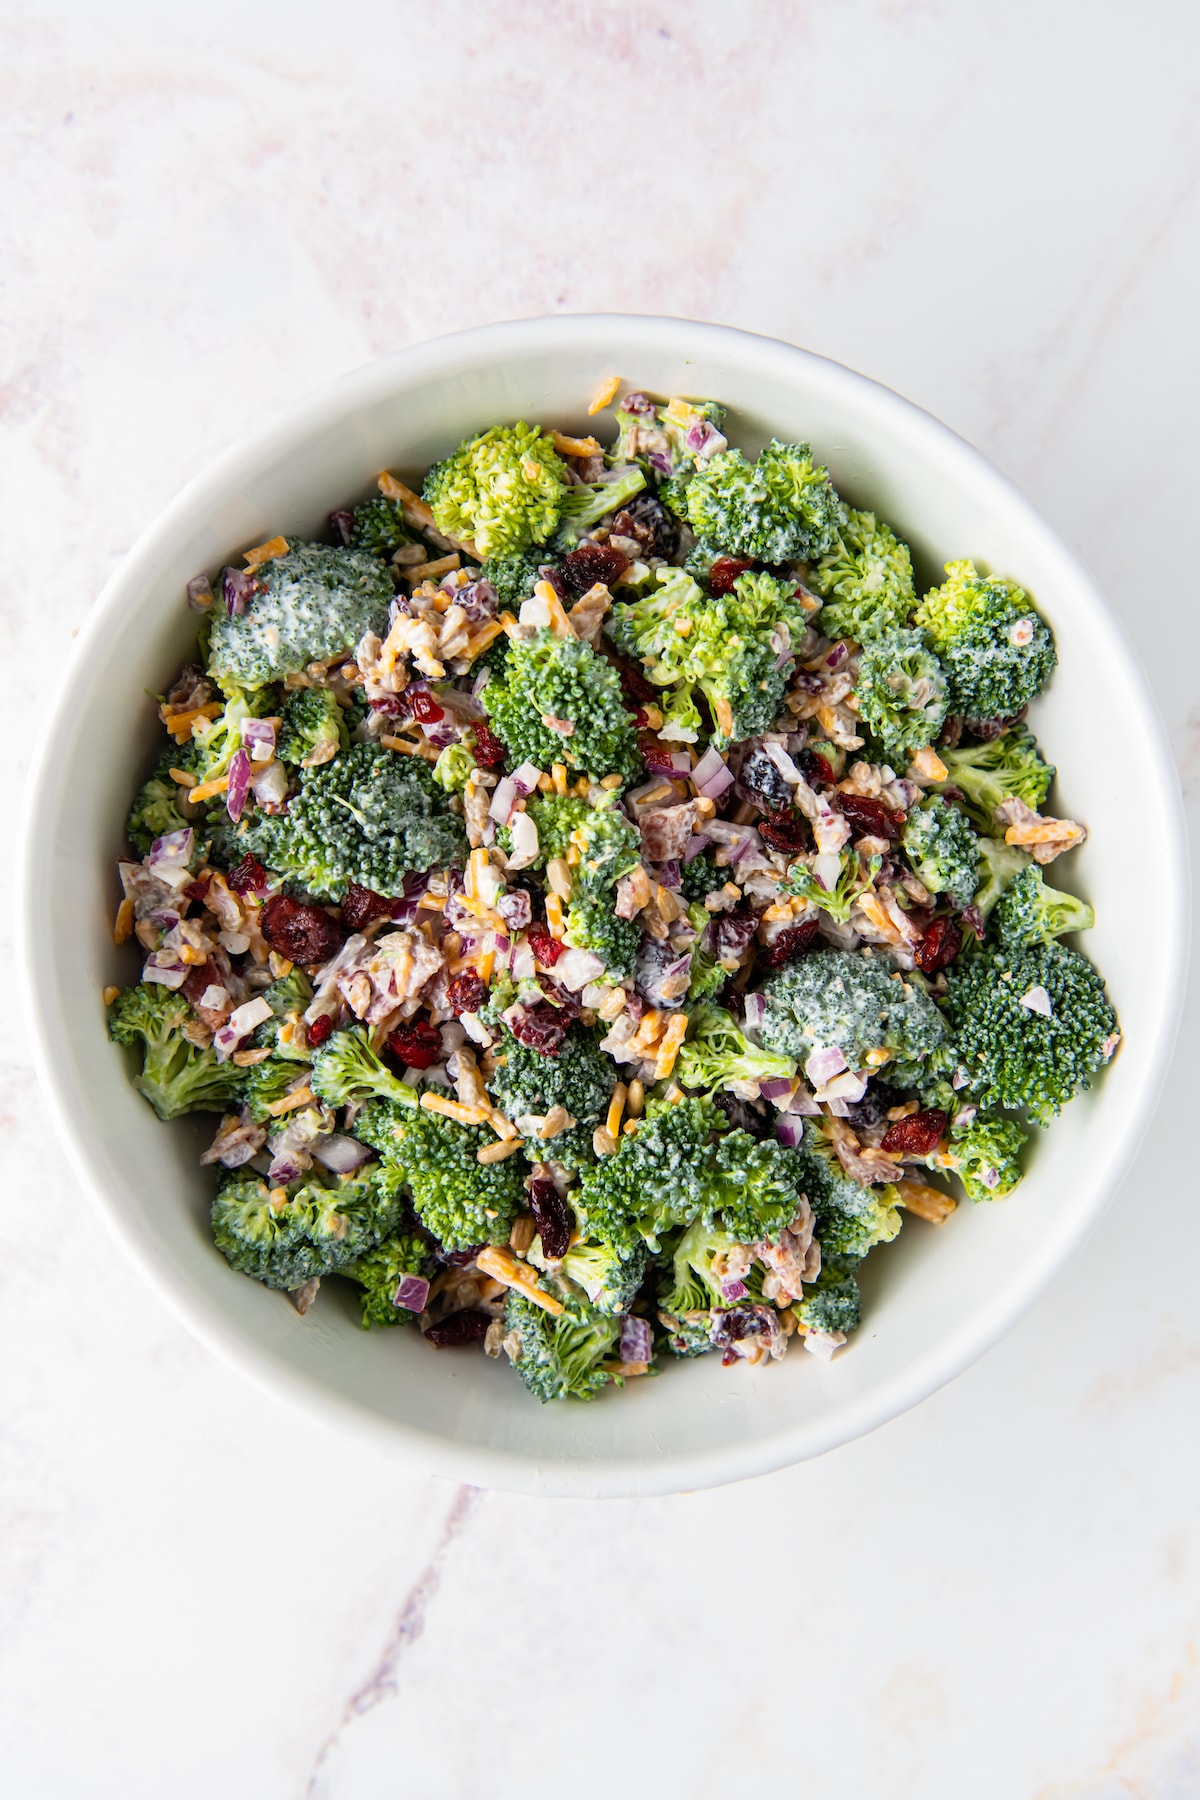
[{"xmin": 106, "ymin": 381, "xmax": 1119, "ymax": 1403}]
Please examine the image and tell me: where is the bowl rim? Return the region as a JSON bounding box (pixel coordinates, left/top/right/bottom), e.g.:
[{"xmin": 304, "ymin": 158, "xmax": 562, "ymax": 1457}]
[{"xmin": 20, "ymin": 312, "xmax": 1191, "ymax": 1497}]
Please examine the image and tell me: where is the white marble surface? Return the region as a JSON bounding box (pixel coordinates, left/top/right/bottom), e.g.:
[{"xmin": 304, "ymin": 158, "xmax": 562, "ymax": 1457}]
[{"xmin": 2, "ymin": 2, "xmax": 1198, "ymax": 1793}]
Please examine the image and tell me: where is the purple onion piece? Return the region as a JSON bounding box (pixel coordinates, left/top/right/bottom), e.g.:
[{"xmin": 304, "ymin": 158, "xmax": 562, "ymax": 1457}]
[
  {"xmin": 720, "ymin": 1278, "xmax": 749, "ymax": 1302},
  {"xmin": 311, "ymin": 1134, "xmax": 373, "ymax": 1174},
  {"xmin": 185, "ymin": 574, "xmax": 214, "ymax": 612},
  {"xmin": 775, "ymin": 1116, "xmax": 804, "ymax": 1150},
  {"xmin": 658, "ymin": 859, "xmax": 681, "ymax": 890},
  {"xmin": 620, "ymin": 1315, "xmax": 653, "ymax": 1364},
  {"xmin": 805, "ymin": 1044, "xmax": 848, "ymax": 1086},
  {"xmin": 742, "ymin": 992, "xmax": 766, "ymax": 1034},
  {"xmin": 681, "ymin": 832, "xmax": 711, "ymax": 864},
  {"xmin": 226, "ymin": 749, "xmax": 251, "ymax": 822},
  {"xmin": 393, "ymin": 1274, "xmax": 431, "ymax": 1314},
  {"xmin": 758, "ymin": 1077, "xmax": 795, "ymax": 1102},
  {"xmin": 691, "ymin": 745, "xmax": 728, "ymax": 789},
  {"xmin": 222, "ymin": 566, "xmax": 262, "ymax": 618},
  {"xmin": 697, "ymin": 765, "xmax": 735, "ymax": 801},
  {"xmin": 328, "ymin": 508, "xmax": 354, "ymax": 545}
]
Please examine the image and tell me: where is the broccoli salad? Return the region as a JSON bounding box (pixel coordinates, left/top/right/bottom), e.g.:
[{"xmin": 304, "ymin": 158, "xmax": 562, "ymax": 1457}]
[{"xmin": 107, "ymin": 382, "xmax": 1120, "ymax": 1401}]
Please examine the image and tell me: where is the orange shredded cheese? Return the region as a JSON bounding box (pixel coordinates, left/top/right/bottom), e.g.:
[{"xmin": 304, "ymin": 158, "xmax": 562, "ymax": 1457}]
[
  {"xmin": 113, "ymin": 897, "xmax": 134, "ymax": 945},
  {"xmin": 587, "ymin": 374, "xmax": 621, "ymax": 416},
  {"xmin": 419, "ymin": 1092, "xmax": 490, "ymax": 1127},
  {"xmin": 475, "ymin": 1246, "xmax": 565, "ymax": 1315},
  {"xmin": 550, "ymin": 430, "xmax": 602, "ymax": 457},
  {"xmin": 187, "ymin": 773, "xmax": 231, "ymax": 805},
  {"xmin": 264, "ymin": 1085, "xmax": 315, "ymax": 1117},
  {"xmin": 243, "ymin": 535, "xmax": 289, "ymax": 570}
]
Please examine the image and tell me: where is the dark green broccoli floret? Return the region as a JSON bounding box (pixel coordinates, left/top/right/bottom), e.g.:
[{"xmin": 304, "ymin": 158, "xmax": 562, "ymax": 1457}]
[
  {"xmin": 680, "ymin": 851, "xmax": 726, "ymax": 901},
  {"xmin": 562, "ymin": 898, "xmax": 642, "ymax": 980},
  {"xmin": 681, "ymin": 439, "xmax": 845, "ymax": 563},
  {"xmin": 349, "ymin": 496, "xmax": 417, "ymax": 560},
  {"xmin": 559, "ymin": 1234, "xmax": 648, "ymax": 1316},
  {"xmin": 108, "ymin": 983, "xmax": 244, "ymax": 1121},
  {"xmin": 276, "ymin": 687, "xmax": 349, "ymax": 767},
  {"xmin": 340, "ymin": 1230, "xmax": 433, "ymax": 1328},
  {"xmin": 793, "ymin": 1254, "xmax": 863, "ymax": 1336},
  {"xmin": 207, "ymin": 544, "xmax": 393, "ymax": 690},
  {"xmin": 792, "ymin": 1122, "xmax": 903, "ymax": 1258},
  {"xmin": 809, "ymin": 508, "xmax": 916, "ymax": 643},
  {"xmin": 572, "ymin": 804, "xmax": 642, "ymax": 898},
  {"xmin": 945, "ymin": 1110, "xmax": 1028, "ymax": 1201},
  {"xmin": 503, "ymin": 1288, "xmax": 622, "ymax": 1402},
  {"xmin": 903, "ymin": 797, "xmax": 981, "ymax": 907},
  {"xmin": 126, "ymin": 748, "xmax": 197, "ymax": 856},
  {"xmin": 488, "ymin": 1023, "xmax": 615, "ymax": 1128},
  {"xmin": 914, "ymin": 559, "xmax": 1057, "ymax": 724},
  {"xmin": 310, "ymin": 1027, "xmax": 420, "ymax": 1111},
  {"xmin": 553, "ymin": 465, "xmax": 647, "ymax": 552},
  {"xmin": 353, "ymin": 1099, "xmax": 523, "ymax": 1251},
  {"xmin": 241, "ymin": 1056, "xmax": 313, "ymax": 1123},
  {"xmin": 973, "ymin": 836, "xmax": 1034, "ymax": 918},
  {"xmin": 855, "ymin": 627, "xmax": 948, "ymax": 762},
  {"xmin": 239, "ymin": 743, "xmax": 466, "ymax": 899},
  {"xmin": 423, "ymin": 423, "xmax": 566, "ymax": 557},
  {"xmin": 780, "ymin": 847, "xmax": 881, "ymax": 922},
  {"xmin": 935, "ymin": 723, "xmax": 1054, "ymax": 831},
  {"xmin": 483, "ymin": 628, "xmax": 642, "ymax": 779},
  {"xmin": 990, "ymin": 864, "xmax": 1095, "ymax": 949},
  {"xmin": 675, "ymin": 1004, "xmax": 797, "ymax": 1097},
  {"xmin": 515, "ymin": 792, "xmax": 591, "ymax": 868},
  {"xmin": 944, "ymin": 940, "xmax": 1119, "ymax": 1124},
  {"xmin": 251, "ymin": 969, "xmax": 314, "ymax": 1061},
  {"xmin": 211, "ymin": 1166, "xmax": 401, "ymax": 1291},
  {"xmin": 483, "ymin": 549, "xmax": 546, "ymax": 612},
  {"xmin": 757, "ymin": 949, "xmax": 947, "ymax": 1079}
]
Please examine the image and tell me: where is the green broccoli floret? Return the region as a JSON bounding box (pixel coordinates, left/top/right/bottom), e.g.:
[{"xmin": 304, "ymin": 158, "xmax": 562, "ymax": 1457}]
[
  {"xmin": 685, "ymin": 928, "xmax": 727, "ymax": 1003},
  {"xmin": 310, "ymin": 1027, "xmax": 420, "ymax": 1111},
  {"xmin": 483, "ymin": 549, "xmax": 546, "ymax": 612},
  {"xmin": 207, "ymin": 544, "xmax": 393, "ymax": 690},
  {"xmin": 680, "ymin": 851, "xmax": 727, "ymax": 901},
  {"xmin": 944, "ymin": 1110, "xmax": 1028, "ymax": 1201},
  {"xmin": 239, "ymin": 743, "xmax": 466, "ymax": 899},
  {"xmin": 240, "ymin": 1056, "xmax": 313, "ymax": 1123},
  {"xmin": 793, "ymin": 1254, "xmax": 863, "ymax": 1336},
  {"xmin": 913, "ymin": 559, "xmax": 1057, "ymax": 724},
  {"xmin": 276, "ymin": 687, "xmax": 349, "ymax": 768},
  {"xmin": 517, "ymin": 793, "xmax": 591, "ymax": 866},
  {"xmin": 108, "ymin": 983, "xmax": 245, "ymax": 1121},
  {"xmin": 944, "ymin": 940, "xmax": 1119, "ymax": 1125},
  {"xmin": 250, "ymin": 969, "xmax": 314, "ymax": 1061},
  {"xmin": 990, "ymin": 864, "xmax": 1095, "ymax": 949},
  {"xmin": 489, "ymin": 1023, "xmax": 615, "ymax": 1129},
  {"xmin": 211, "ymin": 1166, "xmax": 401, "ymax": 1291},
  {"xmin": 903, "ymin": 797, "xmax": 981, "ymax": 906},
  {"xmin": 559, "ymin": 1235, "xmax": 648, "ymax": 1315},
  {"xmin": 572, "ymin": 804, "xmax": 642, "ymax": 897},
  {"xmin": 809, "ymin": 508, "xmax": 916, "ymax": 643},
  {"xmin": 936, "ymin": 723, "xmax": 1055, "ymax": 831},
  {"xmin": 657, "ymin": 1218, "xmax": 753, "ymax": 1317},
  {"xmin": 855, "ymin": 627, "xmax": 948, "ymax": 761},
  {"xmin": 781, "ymin": 847, "xmax": 882, "ymax": 922},
  {"xmin": 349, "ymin": 496, "xmax": 417, "ymax": 560},
  {"xmin": 423, "ymin": 423, "xmax": 566, "ymax": 558},
  {"xmin": 972, "ymin": 835, "xmax": 1034, "ymax": 917},
  {"xmin": 675, "ymin": 1004, "xmax": 797, "ymax": 1097},
  {"xmin": 186, "ymin": 687, "xmax": 280, "ymax": 788},
  {"xmin": 606, "ymin": 567, "xmax": 806, "ymax": 747},
  {"xmin": 126, "ymin": 748, "xmax": 198, "ymax": 856},
  {"xmin": 757, "ymin": 949, "xmax": 947, "ymax": 1079},
  {"xmin": 553, "ymin": 466, "xmax": 647, "ymax": 552},
  {"xmin": 792, "ymin": 1122, "xmax": 903, "ymax": 1258},
  {"xmin": 503, "ymin": 1288, "xmax": 622, "ymax": 1402},
  {"xmin": 611, "ymin": 393, "xmax": 727, "ymax": 489},
  {"xmin": 562, "ymin": 899, "xmax": 642, "ymax": 980},
  {"xmin": 353, "ymin": 1099, "xmax": 523, "ymax": 1251},
  {"xmin": 432, "ymin": 742, "xmax": 475, "ymax": 793},
  {"xmin": 340, "ymin": 1230, "xmax": 434, "ymax": 1328},
  {"xmin": 482, "ymin": 628, "xmax": 642, "ymax": 779},
  {"xmin": 681, "ymin": 439, "xmax": 846, "ymax": 563}
]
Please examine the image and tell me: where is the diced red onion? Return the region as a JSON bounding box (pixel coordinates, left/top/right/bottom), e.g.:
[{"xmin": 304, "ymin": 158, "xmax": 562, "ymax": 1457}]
[
  {"xmin": 471, "ymin": 670, "xmax": 491, "ymax": 699},
  {"xmin": 424, "ymin": 719, "xmax": 459, "ymax": 749},
  {"xmin": 215, "ymin": 995, "xmax": 274, "ymax": 1062},
  {"xmin": 812, "ymin": 851, "xmax": 843, "ymax": 892},
  {"xmin": 805, "ymin": 1045, "xmax": 847, "ymax": 1086},
  {"xmin": 488, "ymin": 777, "xmax": 517, "ymax": 825},
  {"xmin": 742, "ymin": 992, "xmax": 766, "ymax": 1034},
  {"xmin": 242, "ymin": 718, "xmax": 276, "ymax": 761},
  {"xmin": 186, "ymin": 574, "xmax": 214, "ymax": 612},
  {"xmin": 510, "ymin": 939, "xmax": 536, "ymax": 981},
  {"xmin": 825, "ymin": 641, "xmax": 849, "ymax": 670},
  {"xmin": 825, "ymin": 1098, "xmax": 852, "ymax": 1117},
  {"xmin": 785, "ymin": 1083, "xmax": 820, "ymax": 1116},
  {"xmin": 720, "ymin": 1278, "xmax": 749, "ymax": 1301},
  {"xmin": 497, "ymin": 889, "xmax": 532, "ymax": 931},
  {"xmin": 143, "ymin": 959, "xmax": 189, "ymax": 991},
  {"xmin": 817, "ymin": 1069, "xmax": 868, "ymax": 1103},
  {"xmin": 312, "ymin": 1134, "xmax": 373, "ymax": 1174},
  {"xmin": 775, "ymin": 1116, "xmax": 804, "ymax": 1149},
  {"xmin": 199, "ymin": 983, "xmax": 228, "ymax": 1011},
  {"xmin": 758, "ymin": 1077, "xmax": 795, "ymax": 1102},
  {"xmin": 682, "ymin": 832, "xmax": 711, "ymax": 864},
  {"xmin": 553, "ymin": 948, "xmax": 606, "ymax": 991},
  {"xmin": 147, "ymin": 828, "xmax": 194, "ymax": 888},
  {"xmin": 697, "ymin": 766, "xmax": 735, "ymax": 802},
  {"xmin": 691, "ymin": 746, "xmax": 728, "ymax": 789},
  {"xmin": 393, "ymin": 1274, "xmax": 431, "ymax": 1313},
  {"xmin": 222, "ymin": 567, "xmax": 260, "ymax": 618},
  {"xmin": 510, "ymin": 761, "xmax": 543, "ymax": 796},
  {"xmin": 658, "ymin": 859, "xmax": 681, "ymax": 890},
  {"xmin": 226, "ymin": 750, "xmax": 251, "ymax": 822},
  {"xmin": 727, "ymin": 836, "xmax": 752, "ymax": 864},
  {"xmin": 620, "ymin": 1315, "xmax": 653, "ymax": 1363}
]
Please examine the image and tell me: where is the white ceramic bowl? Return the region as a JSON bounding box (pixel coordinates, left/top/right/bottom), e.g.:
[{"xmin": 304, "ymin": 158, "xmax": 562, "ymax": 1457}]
[{"xmin": 22, "ymin": 316, "xmax": 1188, "ymax": 1497}]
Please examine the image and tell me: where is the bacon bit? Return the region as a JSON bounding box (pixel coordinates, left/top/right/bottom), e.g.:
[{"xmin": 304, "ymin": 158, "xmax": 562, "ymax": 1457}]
[
  {"xmin": 243, "ymin": 535, "xmax": 290, "ymax": 570},
  {"xmin": 475, "ymin": 1246, "xmax": 565, "ymax": 1315},
  {"xmin": 550, "ymin": 430, "xmax": 602, "ymax": 457},
  {"xmin": 402, "ymin": 553, "xmax": 460, "ymax": 584},
  {"xmin": 102, "ymin": 984, "xmax": 121, "ymax": 1007},
  {"xmin": 420, "ymin": 1092, "xmax": 490, "ymax": 1127},
  {"xmin": 587, "ymin": 374, "xmax": 622, "ymax": 415},
  {"xmin": 113, "ymin": 897, "xmax": 134, "ymax": 945},
  {"xmin": 895, "ymin": 1180, "xmax": 957, "ymax": 1224},
  {"xmin": 187, "ymin": 772, "xmax": 231, "ymax": 805},
  {"xmin": 264, "ymin": 1084, "xmax": 316, "ymax": 1117},
  {"xmin": 168, "ymin": 767, "xmax": 197, "ymax": 789}
]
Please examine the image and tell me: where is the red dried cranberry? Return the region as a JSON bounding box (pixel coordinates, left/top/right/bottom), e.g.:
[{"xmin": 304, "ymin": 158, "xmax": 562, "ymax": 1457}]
[
  {"xmin": 537, "ymin": 979, "xmax": 581, "ymax": 1019},
  {"xmin": 341, "ymin": 881, "xmax": 403, "ymax": 932},
  {"xmin": 509, "ymin": 1003, "xmax": 569, "ymax": 1056},
  {"xmin": 528, "ymin": 1179, "xmax": 571, "ymax": 1260},
  {"xmin": 707, "ymin": 557, "xmax": 753, "ymax": 596},
  {"xmin": 560, "ymin": 543, "xmax": 630, "ymax": 596},
  {"xmin": 260, "ymin": 894, "xmax": 344, "ymax": 964},
  {"xmin": 798, "ymin": 748, "xmax": 836, "ymax": 788},
  {"xmin": 915, "ymin": 916, "xmax": 962, "ymax": 974},
  {"xmin": 446, "ymin": 970, "xmax": 487, "ymax": 1016},
  {"xmin": 880, "ymin": 1109, "xmax": 949, "ymax": 1157},
  {"xmin": 307, "ymin": 1014, "xmax": 334, "ymax": 1048},
  {"xmin": 837, "ymin": 794, "xmax": 905, "ymax": 841},
  {"xmin": 328, "ymin": 508, "xmax": 354, "ymax": 546},
  {"xmin": 405, "ymin": 685, "xmax": 444, "ymax": 724},
  {"xmin": 423, "ymin": 1309, "xmax": 491, "ymax": 1347},
  {"xmin": 756, "ymin": 812, "xmax": 809, "ymax": 854},
  {"xmin": 184, "ymin": 874, "xmax": 212, "ymax": 904},
  {"xmin": 470, "ymin": 722, "xmax": 508, "ymax": 768},
  {"xmin": 762, "ymin": 921, "xmax": 820, "ymax": 968},
  {"xmin": 528, "ymin": 922, "xmax": 563, "ymax": 966},
  {"xmin": 368, "ymin": 693, "xmax": 410, "ymax": 717},
  {"xmin": 608, "ymin": 654, "xmax": 657, "ymax": 709},
  {"xmin": 227, "ymin": 853, "xmax": 269, "ymax": 896},
  {"xmin": 387, "ymin": 1020, "xmax": 443, "ymax": 1069},
  {"xmin": 711, "ymin": 907, "xmax": 760, "ymax": 963}
]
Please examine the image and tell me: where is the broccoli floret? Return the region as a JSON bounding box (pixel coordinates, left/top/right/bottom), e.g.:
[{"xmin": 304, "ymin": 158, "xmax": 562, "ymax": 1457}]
[
  {"xmin": 680, "ymin": 851, "xmax": 726, "ymax": 901},
  {"xmin": 562, "ymin": 898, "xmax": 642, "ymax": 980},
  {"xmin": 903, "ymin": 797, "xmax": 981, "ymax": 906},
  {"xmin": 685, "ymin": 928, "xmax": 727, "ymax": 1003},
  {"xmin": 990, "ymin": 864, "xmax": 1095, "ymax": 949},
  {"xmin": 483, "ymin": 549, "xmax": 546, "ymax": 612},
  {"xmin": 126, "ymin": 748, "xmax": 198, "ymax": 856},
  {"xmin": 423, "ymin": 423, "xmax": 566, "ymax": 558},
  {"xmin": 681, "ymin": 439, "xmax": 845, "ymax": 563},
  {"xmin": 108, "ymin": 983, "xmax": 244, "ymax": 1121},
  {"xmin": 185, "ymin": 687, "xmax": 280, "ymax": 789},
  {"xmin": 211, "ymin": 1166, "xmax": 401, "ymax": 1291},
  {"xmin": 349, "ymin": 496, "xmax": 417, "ymax": 560},
  {"xmin": 553, "ymin": 466, "xmax": 647, "ymax": 552},
  {"xmin": 353, "ymin": 1099, "xmax": 523, "ymax": 1251},
  {"xmin": 972, "ymin": 835, "xmax": 1034, "ymax": 917},
  {"xmin": 489, "ymin": 1022, "xmax": 615, "ymax": 1128},
  {"xmin": 935, "ymin": 724, "xmax": 1054, "ymax": 831},
  {"xmin": 809, "ymin": 508, "xmax": 916, "ymax": 643},
  {"xmin": 206, "ymin": 544, "xmax": 393, "ymax": 690},
  {"xmin": 611, "ymin": 393, "xmax": 728, "ymax": 490},
  {"xmin": 240, "ymin": 1055, "xmax": 312, "ymax": 1123},
  {"xmin": 913, "ymin": 559, "xmax": 1057, "ymax": 724},
  {"xmin": 559, "ymin": 1235, "xmax": 648, "ymax": 1316},
  {"xmin": 340, "ymin": 1230, "xmax": 433, "ymax": 1328},
  {"xmin": 781, "ymin": 847, "xmax": 882, "ymax": 922},
  {"xmin": 675, "ymin": 1004, "xmax": 797, "ymax": 1097},
  {"xmin": 606, "ymin": 567, "xmax": 806, "ymax": 748},
  {"xmin": 251, "ymin": 969, "xmax": 314, "ymax": 1061},
  {"xmin": 792, "ymin": 1122, "xmax": 903, "ymax": 1258},
  {"xmin": 793, "ymin": 1255, "xmax": 863, "ymax": 1336},
  {"xmin": 310, "ymin": 1027, "xmax": 420, "ymax": 1111},
  {"xmin": 432, "ymin": 743, "xmax": 475, "ymax": 793},
  {"xmin": 483, "ymin": 628, "xmax": 642, "ymax": 780},
  {"xmin": 518, "ymin": 793, "xmax": 591, "ymax": 866},
  {"xmin": 855, "ymin": 627, "xmax": 948, "ymax": 762},
  {"xmin": 239, "ymin": 743, "xmax": 466, "ymax": 899},
  {"xmin": 572, "ymin": 804, "xmax": 643, "ymax": 897},
  {"xmin": 757, "ymin": 949, "xmax": 947, "ymax": 1078},
  {"xmin": 945, "ymin": 1110, "xmax": 1027, "ymax": 1201},
  {"xmin": 944, "ymin": 940, "xmax": 1119, "ymax": 1124},
  {"xmin": 503, "ymin": 1288, "xmax": 622, "ymax": 1402},
  {"xmin": 276, "ymin": 687, "xmax": 349, "ymax": 768},
  {"xmin": 657, "ymin": 1218, "xmax": 754, "ymax": 1317}
]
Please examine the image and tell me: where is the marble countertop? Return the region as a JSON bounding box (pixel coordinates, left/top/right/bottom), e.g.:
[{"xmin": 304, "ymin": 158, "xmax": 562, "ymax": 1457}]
[{"xmin": 3, "ymin": 3, "xmax": 1198, "ymax": 1795}]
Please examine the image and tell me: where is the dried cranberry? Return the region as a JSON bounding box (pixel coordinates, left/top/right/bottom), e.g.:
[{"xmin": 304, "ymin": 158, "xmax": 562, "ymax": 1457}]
[
  {"xmin": 446, "ymin": 970, "xmax": 486, "ymax": 1016},
  {"xmin": 798, "ymin": 748, "xmax": 836, "ymax": 789},
  {"xmin": 528, "ymin": 922, "xmax": 563, "ymax": 966},
  {"xmin": 470, "ymin": 722, "xmax": 508, "ymax": 768},
  {"xmin": 423, "ymin": 1309, "xmax": 491, "ymax": 1347},
  {"xmin": 939, "ymin": 715, "xmax": 965, "ymax": 750},
  {"xmin": 711, "ymin": 906, "xmax": 760, "ymax": 963},
  {"xmin": 340, "ymin": 881, "xmax": 403, "ymax": 932},
  {"xmin": 260, "ymin": 894, "xmax": 344, "ymax": 964},
  {"xmin": 607, "ymin": 653, "xmax": 658, "ymax": 709},
  {"xmin": 613, "ymin": 493, "xmax": 680, "ymax": 558},
  {"xmin": 880, "ymin": 1109, "xmax": 948, "ymax": 1157},
  {"xmin": 387, "ymin": 1020, "xmax": 443, "ymax": 1069},
  {"xmin": 307, "ymin": 1014, "xmax": 334, "ymax": 1047},
  {"xmin": 184, "ymin": 874, "xmax": 212, "ymax": 904},
  {"xmin": 509, "ymin": 1003, "xmax": 569, "ymax": 1055},
  {"xmin": 560, "ymin": 543, "xmax": 630, "ymax": 596},
  {"xmin": 710, "ymin": 1306, "xmax": 774, "ymax": 1349},
  {"xmin": 762, "ymin": 921, "xmax": 820, "ymax": 968},
  {"xmin": 837, "ymin": 794, "xmax": 905, "ymax": 841},
  {"xmin": 227, "ymin": 853, "xmax": 269, "ymax": 896},
  {"xmin": 756, "ymin": 811, "xmax": 810, "ymax": 854},
  {"xmin": 708, "ymin": 557, "xmax": 754, "ymax": 596},
  {"xmin": 713, "ymin": 1091, "xmax": 769, "ymax": 1138},
  {"xmin": 737, "ymin": 747, "xmax": 793, "ymax": 813},
  {"xmin": 328, "ymin": 508, "xmax": 354, "ymax": 546},
  {"xmin": 528, "ymin": 1178, "xmax": 571, "ymax": 1260},
  {"xmin": 405, "ymin": 685, "xmax": 445, "ymax": 724},
  {"xmin": 915, "ymin": 916, "xmax": 962, "ymax": 974},
  {"xmin": 964, "ymin": 708, "xmax": 1027, "ymax": 742}
]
